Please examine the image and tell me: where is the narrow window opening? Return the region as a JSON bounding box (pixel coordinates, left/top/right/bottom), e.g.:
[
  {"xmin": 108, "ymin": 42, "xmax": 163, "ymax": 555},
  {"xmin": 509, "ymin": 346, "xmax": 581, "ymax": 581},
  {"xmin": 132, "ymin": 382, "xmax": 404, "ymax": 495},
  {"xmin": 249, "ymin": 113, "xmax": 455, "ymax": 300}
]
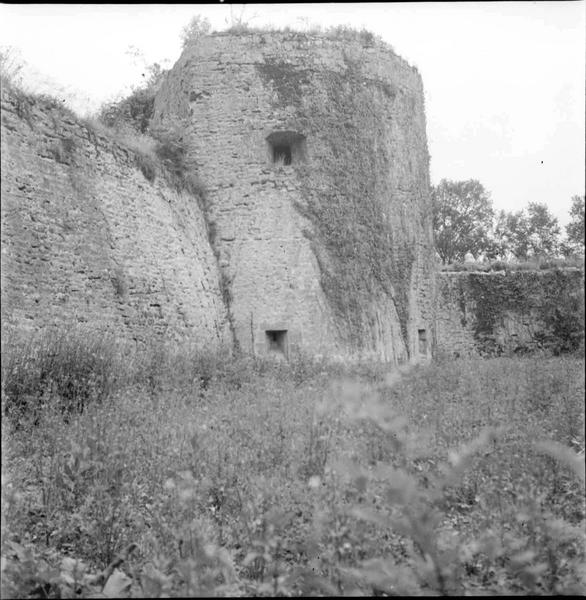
[
  {"xmin": 418, "ymin": 329, "xmax": 427, "ymax": 355},
  {"xmin": 273, "ymin": 144, "xmax": 292, "ymax": 165},
  {"xmin": 266, "ymin": 330, "xmax": 288, "ymax": 356},
  {"xmin": 266, "ymin": 131, "xmax": 306, "ymax": 166}
]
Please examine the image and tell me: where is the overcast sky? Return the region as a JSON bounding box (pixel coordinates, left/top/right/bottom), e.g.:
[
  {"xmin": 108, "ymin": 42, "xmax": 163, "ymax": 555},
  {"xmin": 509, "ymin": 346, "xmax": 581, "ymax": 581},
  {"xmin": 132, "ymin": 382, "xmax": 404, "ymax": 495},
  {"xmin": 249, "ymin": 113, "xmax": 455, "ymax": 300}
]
[{"xmin": 1, "ymin": 2, "xmax": 584, "ymax": 226}]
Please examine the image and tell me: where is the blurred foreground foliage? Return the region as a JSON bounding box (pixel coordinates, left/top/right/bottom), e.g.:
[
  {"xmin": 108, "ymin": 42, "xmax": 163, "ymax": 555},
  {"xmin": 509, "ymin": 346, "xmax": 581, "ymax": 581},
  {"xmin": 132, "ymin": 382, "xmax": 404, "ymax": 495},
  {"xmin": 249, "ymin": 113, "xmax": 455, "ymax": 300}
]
[{"xmin": 1, "ymin": 330, "xmax": 585, "ymax": 596}]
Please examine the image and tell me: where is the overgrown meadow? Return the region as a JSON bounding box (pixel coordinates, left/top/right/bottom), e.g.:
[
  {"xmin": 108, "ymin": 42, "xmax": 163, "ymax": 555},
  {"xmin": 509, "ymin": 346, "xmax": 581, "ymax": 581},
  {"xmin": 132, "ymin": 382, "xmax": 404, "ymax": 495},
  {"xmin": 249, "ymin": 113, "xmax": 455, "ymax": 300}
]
[{"xmin": 1, "ymin": 330, "xmax": 585, "ymax": 597}]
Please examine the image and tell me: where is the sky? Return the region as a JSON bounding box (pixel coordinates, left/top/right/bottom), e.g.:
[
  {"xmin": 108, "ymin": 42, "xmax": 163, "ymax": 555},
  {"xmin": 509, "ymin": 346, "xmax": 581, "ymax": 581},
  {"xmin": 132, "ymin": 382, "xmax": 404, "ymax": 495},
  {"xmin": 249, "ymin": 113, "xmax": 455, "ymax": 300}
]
[{"xmin": 1, "ymin": 2, "xmax": 584, "ymax": 227}]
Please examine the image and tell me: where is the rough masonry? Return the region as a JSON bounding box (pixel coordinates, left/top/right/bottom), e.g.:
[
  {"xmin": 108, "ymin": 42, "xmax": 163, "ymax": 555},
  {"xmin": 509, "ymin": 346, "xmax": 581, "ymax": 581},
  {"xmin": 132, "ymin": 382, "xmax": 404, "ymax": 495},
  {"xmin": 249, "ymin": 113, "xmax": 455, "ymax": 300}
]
[
  {"xmin": 0, "ymin": 90, "xmax": 231, "ymax": 347},
  {"xmin": 151, "ymin": 31, "xmax": 436, "ymax": 362},
  {"xmin": 4, "ymin": 31, "xmax": 579, "ymax": 362},
  {"xmin": 435, "ymin": 269, "xmax": 585, "ymax": 357}
]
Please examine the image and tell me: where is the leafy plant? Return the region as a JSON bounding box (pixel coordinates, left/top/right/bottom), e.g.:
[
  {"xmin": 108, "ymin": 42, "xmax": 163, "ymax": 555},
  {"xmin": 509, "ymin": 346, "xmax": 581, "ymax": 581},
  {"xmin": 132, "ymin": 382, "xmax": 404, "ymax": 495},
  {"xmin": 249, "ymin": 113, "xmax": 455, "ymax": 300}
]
[
  {"xmin": 2, "ymin": 329, "xmax": 126, "ymax": 427},
  {"xmin": 180, "ymin": 15, "xmax": 211, "ymax": 49},
  {"xmin": 98, "ymin": 63, "xmax": 166, "ymax": 135},
  {"xmin": 566, "ymin": 195, "xmax": 585, "ymax": 255},
  {"xmin": 2, "ymin": 353, "xmax": 584, "ymax": 596}
]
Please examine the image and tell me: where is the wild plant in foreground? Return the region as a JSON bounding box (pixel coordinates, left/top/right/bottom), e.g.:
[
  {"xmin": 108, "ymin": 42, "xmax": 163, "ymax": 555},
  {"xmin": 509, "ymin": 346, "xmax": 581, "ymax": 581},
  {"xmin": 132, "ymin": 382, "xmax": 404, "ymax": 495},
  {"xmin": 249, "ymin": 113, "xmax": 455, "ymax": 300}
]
[
  {"xmin": 1, "ymin": 356, "xmax": 584, "ymax": 597},
  {"xmin": 297, "ymin": 369, "xmax": 586, "ymax": 595},
  {"xmin": 1, "ymin": 328, "xmax": 127, "ymax": 427}
]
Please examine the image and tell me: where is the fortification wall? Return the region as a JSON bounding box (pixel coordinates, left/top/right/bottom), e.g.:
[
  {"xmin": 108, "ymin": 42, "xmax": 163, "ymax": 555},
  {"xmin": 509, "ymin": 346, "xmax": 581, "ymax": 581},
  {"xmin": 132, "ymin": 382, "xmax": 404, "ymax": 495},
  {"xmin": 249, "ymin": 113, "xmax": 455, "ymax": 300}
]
[
  {"xmin": 152, "ymin": 32, "xmax": 435, "ymax": 362},
  {"xmin": 435, "ymin": 269, "xmax": 585, "ymax": 357},
  {"xmin": 0, "ymin": 90, "xmax": 231, "ymax": 346},
  {"xmin": 4, "ymin": 80, "xmax": 579, "ymax": 363}
]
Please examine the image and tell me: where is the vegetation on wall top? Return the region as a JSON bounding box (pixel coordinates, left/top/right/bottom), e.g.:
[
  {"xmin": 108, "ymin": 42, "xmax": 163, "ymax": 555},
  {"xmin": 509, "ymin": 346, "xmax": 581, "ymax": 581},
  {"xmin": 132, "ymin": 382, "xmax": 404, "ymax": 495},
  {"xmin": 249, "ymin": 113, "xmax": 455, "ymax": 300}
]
[
  {"xmin": 179, "ymin": 14, "xmax": 386, "ymax": 51},
  {"xmin": 441, "ymin": 255, "xmax": 584, "ymax": 273},
  {"xmin": 221, "ymin": 23, "xmax": 383, "ymax": 47},
  {"xmin": 97, "ymin": 63, "xmax": 166, "ymax": 135}
]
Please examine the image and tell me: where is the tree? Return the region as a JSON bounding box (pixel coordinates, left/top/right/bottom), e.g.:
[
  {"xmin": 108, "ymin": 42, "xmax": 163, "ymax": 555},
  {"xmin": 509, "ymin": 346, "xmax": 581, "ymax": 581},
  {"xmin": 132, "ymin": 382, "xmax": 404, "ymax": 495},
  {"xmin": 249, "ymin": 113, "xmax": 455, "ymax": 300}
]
[
  {"xmin": 431, "ymin": 179, "xmax": 494, "ymax": 264},
  {"xmin": 484, "ymin": 210, "xmax": 513, "ymax": 260},
  {"xmin": 525, "ymin": 202, "xmax": 560, "ymax": 258},
  {"xmin": 566, "ymin": 195, "xmax": 585, "ymax": 254},
  {"xmin": 501, "ymin": 210, "xmax": 531, "ymax": 260},
  {"xmin": 489, "ymin": 203, "xmax": 561, "ymax": 261}
]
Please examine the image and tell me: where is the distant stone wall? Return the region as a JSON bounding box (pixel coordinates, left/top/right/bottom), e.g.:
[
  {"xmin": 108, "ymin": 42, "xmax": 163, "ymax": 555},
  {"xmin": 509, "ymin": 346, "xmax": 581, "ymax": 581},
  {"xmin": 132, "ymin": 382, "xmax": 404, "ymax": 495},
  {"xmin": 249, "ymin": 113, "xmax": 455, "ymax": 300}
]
[
  {"xmin": 152, "ymin": 32, "xmax": 435, "ymax": 362},
  {"xmin": 1, "ymin": 90, "xmax": 231, "ymax": 346},
  {"xmin": 434, "ymin": 269, "xmax": 585, "ymax": 357}
]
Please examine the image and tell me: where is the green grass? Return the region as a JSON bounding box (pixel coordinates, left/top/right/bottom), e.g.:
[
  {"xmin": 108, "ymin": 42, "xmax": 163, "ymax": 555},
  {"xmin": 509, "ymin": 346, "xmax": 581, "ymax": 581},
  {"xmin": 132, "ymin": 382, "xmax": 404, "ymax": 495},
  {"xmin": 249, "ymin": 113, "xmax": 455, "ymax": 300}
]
[{"xmin": 2, "ymin": 344, "xmax": 584, "ymax": 596}]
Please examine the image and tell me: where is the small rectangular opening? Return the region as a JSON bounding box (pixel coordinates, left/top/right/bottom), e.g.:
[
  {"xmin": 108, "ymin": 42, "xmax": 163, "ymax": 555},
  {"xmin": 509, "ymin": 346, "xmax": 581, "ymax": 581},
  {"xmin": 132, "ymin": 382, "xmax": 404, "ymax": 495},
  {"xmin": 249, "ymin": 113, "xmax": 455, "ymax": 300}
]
[
  {"xmin": 266, "ymin": 131, "xmax": 306, "ymax": 166},
  {"xmin": 418, "ymin": 329, "xmax": 427, "ymax": 355},
  {"xmin": 272, "ymin": 144, "xmax": 292, "ymax": 165},
  {"xmin": 266, "ymin": 330, "xmax": 288, "ymax": 356}
]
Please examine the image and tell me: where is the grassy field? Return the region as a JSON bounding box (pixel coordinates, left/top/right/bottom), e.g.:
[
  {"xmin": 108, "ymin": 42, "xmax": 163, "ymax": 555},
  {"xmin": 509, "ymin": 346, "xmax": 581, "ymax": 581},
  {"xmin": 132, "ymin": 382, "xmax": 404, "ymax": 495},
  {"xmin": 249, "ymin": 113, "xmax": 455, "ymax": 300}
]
[{"xmin": 1, "ymin": 337, "xmax": 584, "ymax": 597}]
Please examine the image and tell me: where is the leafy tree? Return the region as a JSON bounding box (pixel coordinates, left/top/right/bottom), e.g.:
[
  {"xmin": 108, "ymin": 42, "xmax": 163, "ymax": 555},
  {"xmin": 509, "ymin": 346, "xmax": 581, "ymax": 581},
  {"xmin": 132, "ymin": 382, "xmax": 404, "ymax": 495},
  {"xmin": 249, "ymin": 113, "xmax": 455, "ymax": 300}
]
[
  {"xmin": 486, "ymin": 209, "xmax": 517, "ymax": 260},
  {"xmin": 431, "ymin": 179, "xmax": 494, "ymax": 264},
  {"xmin": 490, "ymin": 204, "xmax": 562, "ymax": 261},
  {"xmin": 525, "ymin": 202, "xmax": 561, "ymax": 258},
  {"xmin": 502, "ymin": 210, "xmax": 532, "ymax": 260},
  {"xmin": 565, "ymin": 195, "xmax": 585, "ymax": 253}
]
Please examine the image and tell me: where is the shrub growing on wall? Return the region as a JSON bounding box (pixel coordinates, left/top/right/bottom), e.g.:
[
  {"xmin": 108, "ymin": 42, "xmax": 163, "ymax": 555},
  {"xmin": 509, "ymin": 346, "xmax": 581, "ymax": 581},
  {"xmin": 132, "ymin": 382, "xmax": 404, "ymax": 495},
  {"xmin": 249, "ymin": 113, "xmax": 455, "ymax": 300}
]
[
  {"xmin": 181, "ymin": 15, "xmax": 211, "ymax": 49},
  {"xmin": 98, "ymin": 63, "xmax": 166, "ymax": 134}
]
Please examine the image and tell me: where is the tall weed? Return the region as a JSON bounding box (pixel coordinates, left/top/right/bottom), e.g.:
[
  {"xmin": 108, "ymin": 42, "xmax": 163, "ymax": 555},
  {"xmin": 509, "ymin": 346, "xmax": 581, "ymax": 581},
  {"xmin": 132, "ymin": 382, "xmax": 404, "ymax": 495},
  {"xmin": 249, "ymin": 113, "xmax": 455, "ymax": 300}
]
[
  {"xmin": 1, "ymin": 329, "xmax": 128, "ymax": 426},
  {"xmin": 2, "ymin": 355, "xmax": 584, "ymax": 596}
]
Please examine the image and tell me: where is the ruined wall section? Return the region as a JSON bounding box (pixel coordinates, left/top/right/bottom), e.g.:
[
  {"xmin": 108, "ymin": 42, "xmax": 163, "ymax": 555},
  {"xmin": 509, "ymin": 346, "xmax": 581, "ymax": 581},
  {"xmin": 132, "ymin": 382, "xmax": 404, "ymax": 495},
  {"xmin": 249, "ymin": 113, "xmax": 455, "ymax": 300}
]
[
  {"xmin": 153, "ymin": 32, "xmax": 435, "ymax": 361},
  {"xmin": 435, "ymin": 269, "xmax": 585, "ymax": 357},
  {"xmin": 1, "ymin": 90, "xmax": 231, "ymax": 346}
]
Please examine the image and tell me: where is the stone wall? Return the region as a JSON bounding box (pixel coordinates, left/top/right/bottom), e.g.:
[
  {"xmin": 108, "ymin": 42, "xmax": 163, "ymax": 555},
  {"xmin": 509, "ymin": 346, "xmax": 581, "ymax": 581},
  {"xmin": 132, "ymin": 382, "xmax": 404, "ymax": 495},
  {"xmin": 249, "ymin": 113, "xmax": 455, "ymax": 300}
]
[
  {"xmin": 152, "ymin": 32, "xmax": 435, "ymax": 362},
  {"xmin": 435, "ymin": 269, "xmax": 585, "ymax": 357},
  {"xmin": 1, "ymin": 89, "xmax": 231, "ymax": 347},
  {"xmin": 3, "ymin": 75, "xmax": 580, "ymax": 363}
]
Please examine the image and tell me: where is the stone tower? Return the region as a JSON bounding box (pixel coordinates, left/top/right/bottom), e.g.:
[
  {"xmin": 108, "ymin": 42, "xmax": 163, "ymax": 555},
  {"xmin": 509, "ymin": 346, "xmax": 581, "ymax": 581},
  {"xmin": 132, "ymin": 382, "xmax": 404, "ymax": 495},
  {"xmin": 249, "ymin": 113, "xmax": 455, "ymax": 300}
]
[{"xmin": 152, "ymin": 31, "xmax": 435, "ymax": 362}]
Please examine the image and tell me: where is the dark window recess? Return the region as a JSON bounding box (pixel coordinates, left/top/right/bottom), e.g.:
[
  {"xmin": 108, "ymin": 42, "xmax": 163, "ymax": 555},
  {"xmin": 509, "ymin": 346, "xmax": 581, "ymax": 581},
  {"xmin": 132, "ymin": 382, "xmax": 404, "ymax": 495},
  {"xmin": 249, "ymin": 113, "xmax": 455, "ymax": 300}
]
[
  {"xmin": 418, "ymin": 329, "xmax": 427, "ymax": 355},
  {"xmin": 266, "ymin": 131, "xmax": 306, "ymax": 166},
  {"xmin": 272, "ymin": 144, "xmax": 292, "ymax": 165},
  {"xmin": 266, "ymin": 330, "xmax": 288, "ymax": 355}
]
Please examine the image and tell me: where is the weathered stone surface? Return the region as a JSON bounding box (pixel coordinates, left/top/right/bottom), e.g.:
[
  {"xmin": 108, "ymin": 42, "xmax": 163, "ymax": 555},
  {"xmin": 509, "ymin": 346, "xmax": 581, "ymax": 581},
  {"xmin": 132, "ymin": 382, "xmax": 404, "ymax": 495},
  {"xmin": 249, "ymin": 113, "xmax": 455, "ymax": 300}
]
[
  {"xmin": 1, "ymin": 90, "xmax": 231, "ymax": 347},
  {"xmin": 435, "ymin": 269, "xmax": 585, "ymax": 357},
  {"xmin": 3, "ymin": 34, "xmax": 581, "ymax": 364},
  {"xmin": 152, "ymin": 32, "xmax": 435, "ymax": 362}
]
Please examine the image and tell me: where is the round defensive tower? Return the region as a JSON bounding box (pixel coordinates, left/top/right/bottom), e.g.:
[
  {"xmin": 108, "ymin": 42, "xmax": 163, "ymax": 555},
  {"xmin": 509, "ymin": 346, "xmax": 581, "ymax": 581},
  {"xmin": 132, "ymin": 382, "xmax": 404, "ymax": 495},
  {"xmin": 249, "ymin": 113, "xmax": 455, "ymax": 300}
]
[{"xmin": 152, "ymin": 30, "xmax": 435, "ymax": 362}]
